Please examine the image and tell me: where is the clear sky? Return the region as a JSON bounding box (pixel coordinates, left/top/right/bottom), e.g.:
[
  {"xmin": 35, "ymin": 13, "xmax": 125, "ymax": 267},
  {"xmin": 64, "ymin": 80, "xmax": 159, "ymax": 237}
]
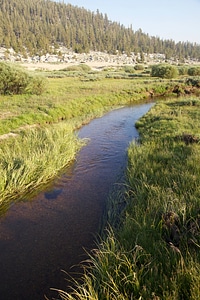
[{"xmin": 63, "ymin": 0, "xmax": 200, "ymax": 44}]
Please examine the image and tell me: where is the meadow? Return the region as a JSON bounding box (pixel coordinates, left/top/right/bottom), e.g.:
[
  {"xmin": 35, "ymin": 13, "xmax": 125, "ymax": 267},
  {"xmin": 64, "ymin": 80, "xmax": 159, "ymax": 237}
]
[
  {"xmin": 58, "ymin": 97, "xmax": 200, "ymax": 300},
  {"xmin": 0, "ymin": 66, "xmax": 147, "ymax": 212},
  {"xmin": 0, "ymin": 63, "xmax": 200, "ymax": 299},
  {"xmin": 1, "ymin": 63, "xmax": 189, "ymax": 212}
]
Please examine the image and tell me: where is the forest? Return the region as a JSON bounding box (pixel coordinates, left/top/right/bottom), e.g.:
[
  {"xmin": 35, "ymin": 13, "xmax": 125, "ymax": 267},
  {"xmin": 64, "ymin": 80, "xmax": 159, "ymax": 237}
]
[{"xmin": 0, "ymin": 0, "xmax": 200, "ymax": 60}]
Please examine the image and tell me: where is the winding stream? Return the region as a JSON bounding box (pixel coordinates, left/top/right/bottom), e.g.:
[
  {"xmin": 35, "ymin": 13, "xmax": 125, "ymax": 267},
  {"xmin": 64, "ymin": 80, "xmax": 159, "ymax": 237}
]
[{"xmin": 0, "ymin": 102, "xmax": 153, "ymax": 300}]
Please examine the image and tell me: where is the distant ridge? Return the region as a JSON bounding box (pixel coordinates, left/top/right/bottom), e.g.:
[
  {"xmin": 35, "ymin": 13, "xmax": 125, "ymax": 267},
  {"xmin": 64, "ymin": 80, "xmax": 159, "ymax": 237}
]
[{"xmin": 0, "ymin": 0, "xmax": 199, "ymax": 61}]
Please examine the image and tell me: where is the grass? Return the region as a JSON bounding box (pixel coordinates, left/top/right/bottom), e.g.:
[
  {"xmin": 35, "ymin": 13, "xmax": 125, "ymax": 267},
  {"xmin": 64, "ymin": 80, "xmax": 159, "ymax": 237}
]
[
  {"xmin": 58, "ymin": 96, "xmax": 200, "ymax": 300},
  {"xmin": 0, "ymin": 76, "xmax": 196, "ymax": 136},
  {"xmin": 0, "ymin": 69, "xmax": 182, "ymax": 208},
  {"xmin": 0, "ymin": 72, "xmax": 155, "ymax": 212},
  {"xmin": 0, "ymin": 70, "xmax": 155, "ymax": 211},
  {"xmin": 0, "ymin": 64, "xmax": 200, "ymax": 296},
  {"xmin": 0, "ymin": 77, "xmax": 139, "ymax": 134},
  {"xmin": 0, "ymin": 122, "xmax": 84, "ymax": 213}
]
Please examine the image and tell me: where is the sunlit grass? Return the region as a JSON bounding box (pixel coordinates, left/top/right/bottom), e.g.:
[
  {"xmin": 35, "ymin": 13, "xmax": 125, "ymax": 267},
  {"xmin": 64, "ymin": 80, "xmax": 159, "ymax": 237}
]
[
  {"xmin": 0, "ymin": 122, "xmax": 84, "ymax": 212},
  {"xmin": 0, "ymin": 74, "xmax": 193, "ymax": 135},
  {"xmin": 1, "ymin": 70, "xmax": 200, "ymax": 298},
  {"xmin": 0, "ymin": 72, "xmax": 158, "ymax": 211},
  {"xmin": 58, "ymin": 96, "xmax": 200, "ymax": 300}
]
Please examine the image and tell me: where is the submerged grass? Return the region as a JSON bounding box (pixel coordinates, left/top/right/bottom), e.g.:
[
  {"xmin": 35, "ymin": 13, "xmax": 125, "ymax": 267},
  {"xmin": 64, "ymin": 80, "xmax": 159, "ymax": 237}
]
[{"xmin": 58, "ymin": 96, "xmax": 200, "ymax": 300}]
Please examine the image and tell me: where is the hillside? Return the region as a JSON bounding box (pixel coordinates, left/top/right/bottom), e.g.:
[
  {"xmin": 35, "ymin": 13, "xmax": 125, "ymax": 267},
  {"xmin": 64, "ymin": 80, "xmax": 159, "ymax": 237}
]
[{"xmin": 0, "ymin": 0, "xmax": 200, "ymax": 61}]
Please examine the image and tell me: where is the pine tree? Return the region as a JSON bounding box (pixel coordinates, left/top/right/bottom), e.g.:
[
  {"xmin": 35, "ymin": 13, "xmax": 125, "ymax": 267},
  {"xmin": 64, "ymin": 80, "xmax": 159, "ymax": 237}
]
[{"xmin": 0, "ymin": 0, "xmax": 199, "ymax": 59}]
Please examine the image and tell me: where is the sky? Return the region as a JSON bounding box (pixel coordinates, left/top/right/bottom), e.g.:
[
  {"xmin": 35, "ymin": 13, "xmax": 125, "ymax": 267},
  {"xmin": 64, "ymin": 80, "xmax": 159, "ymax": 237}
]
[{"xmin": 63, "ymin": 0, "xmax": 200, "ymax": 44}]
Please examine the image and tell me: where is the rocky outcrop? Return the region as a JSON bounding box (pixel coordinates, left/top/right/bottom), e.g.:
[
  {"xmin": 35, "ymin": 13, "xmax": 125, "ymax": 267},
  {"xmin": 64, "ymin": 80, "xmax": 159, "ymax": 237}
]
[{"xmin": 0, "ymin": 46, "xmax": 186, "ymax": 67}]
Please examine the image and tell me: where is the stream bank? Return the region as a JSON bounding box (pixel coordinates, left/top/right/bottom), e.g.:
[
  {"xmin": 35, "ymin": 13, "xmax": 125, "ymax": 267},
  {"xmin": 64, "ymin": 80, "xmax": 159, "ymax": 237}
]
[{"xmin": 0, "ymin": 103, "xmax": 153, "ymax": 300}]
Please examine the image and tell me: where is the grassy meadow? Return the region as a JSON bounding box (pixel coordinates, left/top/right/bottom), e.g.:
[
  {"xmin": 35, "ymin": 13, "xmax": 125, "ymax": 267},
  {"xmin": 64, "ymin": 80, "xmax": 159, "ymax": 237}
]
[
  {"xmin": 0, "ymin": 63, "xmax": 200, "ymax": 298},
  {"xmin": 0, "ymin": 66, "xmax": 151, "ymax": 212},
  {"xmin": 0, "ymin": 64, "xmax": 190, "ymax": 212},
  {"xmin": 58, "ymin": 97, "xmax": 200, "ymax": 300}
]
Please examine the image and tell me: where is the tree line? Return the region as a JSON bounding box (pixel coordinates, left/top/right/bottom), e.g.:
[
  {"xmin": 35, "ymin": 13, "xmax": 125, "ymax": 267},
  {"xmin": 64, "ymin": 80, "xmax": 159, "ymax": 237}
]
[{"xmin": 0, "ymin": 0, "xmax": 200, "ymax": 60}]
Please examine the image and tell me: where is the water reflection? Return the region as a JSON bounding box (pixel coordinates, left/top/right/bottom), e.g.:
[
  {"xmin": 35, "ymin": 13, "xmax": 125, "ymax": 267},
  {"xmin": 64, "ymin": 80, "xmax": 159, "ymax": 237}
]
[{"xmin": 45, "ymin": 189, "xmax": 63, "ymax": 200}]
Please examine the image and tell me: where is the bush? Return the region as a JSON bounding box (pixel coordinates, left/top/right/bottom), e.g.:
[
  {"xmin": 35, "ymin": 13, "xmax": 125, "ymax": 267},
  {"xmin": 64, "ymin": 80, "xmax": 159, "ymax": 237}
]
[
  {"xmin": 186, "ymin": 77, "xmax": 200, "ymax": 87},
  {"xmin": 124, "ymin": 66, "xmax": 135, "ymax": 73},
  {"xmin": 188, "ymin": 67, "xmax": 200, "ymax": 76},
  {"xmin": 134, "ymin": 64, "xmax": 144, "ymax": 70},
  {"xmin": 79, "ymin": 63, "xmax": 91, "ymax": 72},
  {"xmin": 0, "ymin": 62, "xmax": 47, "ymax": 95},
  {"xmin": 26, "ymin": 75, "xmax": 47, "ymax": 95},
  {"xmin": 62, "ymin": 64, "xmax": 91, "ymax": 72},
  {"xmin": 151, "ymin": 64, "xmax": 178, "ymax": 79},
  {"xmin": 178, "ymin": 66, "xmax": 188, "ymax": 75},
  {"xmin": 0, "ymin": 62, "xmax": 29, "ymax": 94}
]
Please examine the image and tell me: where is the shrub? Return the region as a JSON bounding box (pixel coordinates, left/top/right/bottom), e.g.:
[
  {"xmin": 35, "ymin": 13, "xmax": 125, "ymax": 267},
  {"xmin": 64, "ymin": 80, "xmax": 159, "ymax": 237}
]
[
  {"xmin": 188, "ymin": 67, "xmax": 200, "ymax": 76},
  {"xmin": 26, "ymin": 75, "xmax": 47, "ymax": 95},
  {"xmin": 0, "ymin": 62, "xmax": 47, "ymax": 95},
  {"xmin": 178, "ymin": 66, "xmax": 188, "ymax": 75},
  {"xmin": 62, "ymin": 64, "xmax": 91, "ymax": 72},
  {"xmin": 151, "ymin": 64, "xmax": 178, "ymax": 79},
  {"xmin": 134, "ymin": 64, "xmax": 144, "ymax": 70},
  {"xmin": 79, "ymin": 63, "xmax": 91, "ymax": 72},
  {"xmin": 0, "ymin": 62, "xmax": 29, "ymax": 94},
  {"xmin": 124, "ymin": 66, "xmax": 135, "ymax": 73},
  {"xmin": 186, "ymin": 77, "xmax": 200, "ymax": 87}
]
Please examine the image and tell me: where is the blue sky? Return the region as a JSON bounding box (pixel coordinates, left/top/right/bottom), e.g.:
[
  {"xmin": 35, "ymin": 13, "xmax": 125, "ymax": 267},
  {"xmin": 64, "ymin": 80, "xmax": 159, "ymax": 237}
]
[{"xmin": 63, "ymin": 0, "xmax": 200, "ymax": 44}]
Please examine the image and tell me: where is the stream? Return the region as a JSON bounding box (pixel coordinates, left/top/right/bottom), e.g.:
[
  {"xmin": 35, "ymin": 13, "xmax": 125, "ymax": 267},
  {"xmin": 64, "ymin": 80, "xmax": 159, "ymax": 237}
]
[{"xmin": 0, "ymin": 102, "xmax": 153, "ymax": 300}]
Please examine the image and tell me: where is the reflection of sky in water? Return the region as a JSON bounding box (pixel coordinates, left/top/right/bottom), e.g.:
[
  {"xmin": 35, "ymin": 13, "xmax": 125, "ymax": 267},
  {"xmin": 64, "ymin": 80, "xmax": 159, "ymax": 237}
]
[{"xmin": 45, "ymin": 189, "xmax": 62, "ymax": 200}]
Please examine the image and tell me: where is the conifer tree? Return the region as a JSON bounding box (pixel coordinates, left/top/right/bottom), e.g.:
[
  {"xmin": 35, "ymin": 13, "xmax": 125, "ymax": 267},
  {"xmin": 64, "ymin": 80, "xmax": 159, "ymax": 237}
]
[{"xmin": 0, "ymin": 0, "xmax": 199, "ymax": 60}]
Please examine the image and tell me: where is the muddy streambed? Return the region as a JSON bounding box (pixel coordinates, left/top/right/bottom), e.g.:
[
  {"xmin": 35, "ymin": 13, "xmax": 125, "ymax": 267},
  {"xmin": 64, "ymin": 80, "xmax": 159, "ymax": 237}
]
[{"xmin": 0, "ymin": 103, "xmax": 153, "ymax": 300}]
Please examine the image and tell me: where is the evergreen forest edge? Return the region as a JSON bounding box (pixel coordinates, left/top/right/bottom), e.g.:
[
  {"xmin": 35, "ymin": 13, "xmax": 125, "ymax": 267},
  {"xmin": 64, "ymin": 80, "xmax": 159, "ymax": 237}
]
[{"xmin": 0, "ymin": 0, "xmax": 200, "ymax": 61}]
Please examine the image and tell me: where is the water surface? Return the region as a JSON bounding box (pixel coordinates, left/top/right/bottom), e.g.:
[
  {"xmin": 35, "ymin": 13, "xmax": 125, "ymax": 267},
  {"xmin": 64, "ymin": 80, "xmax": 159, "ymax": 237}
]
[{"xmin": 0, "ymin": 103, "xmax": 153, "ymax": 300}]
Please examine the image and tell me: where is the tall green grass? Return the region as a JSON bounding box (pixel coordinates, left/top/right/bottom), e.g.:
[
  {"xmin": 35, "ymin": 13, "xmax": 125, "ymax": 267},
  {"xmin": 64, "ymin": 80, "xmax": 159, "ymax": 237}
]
[
  {"xmin": 0, "ymin": 71, "xmax": 199, "ymax": 215},
  {"xmin": 0, "ymin": 122, "xmax": 84, "ymax": 213},
  {"xmin": 0, "ymin": 74, "xmax": 158, "ymax": 211},
  {"xmin": 0, "ymin": 74, "xmax": 197, "ymax": 135},
  {"xmin": 0, "ymin": 66, "xmax": 200, "ymax": 296},
  {"xmin": 58, "ymin": 96, "xmax": 200, "ymax": 300}
]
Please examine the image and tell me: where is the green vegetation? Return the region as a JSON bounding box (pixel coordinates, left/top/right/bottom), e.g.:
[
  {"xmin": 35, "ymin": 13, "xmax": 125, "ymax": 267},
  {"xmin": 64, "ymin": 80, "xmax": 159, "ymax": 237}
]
[
  {"xmin": 0, "ymin": 62, "xmax": 47, "ymax": 95},
  {"xmin": 124, "ymin": 65, "xmax": 135, "ymax": 74},
  {"xmin": 151, "ymin": 64, "xmax": 179, "ymax": 79},
  {"xmin": 0, "ymin": 123, "xmax": 84, "ymax": 213},
  {"xmin": 134, "ymin": 64, "xmax": 145, "ymax": 71},
  {"xmin": 61, "ymin": 64, "xmax": 92, "ymax": 73},
  {"xmin": 151, "ymin": 65, "xmax": 200, "ymax": 80},
  {"xmin": 188, "ymin": 67, "xmax": 200, "ymax": 76},
  {"xmin": 0, "ymin": 0, "xmax": 200, "ymax": 59},
  {"xmin": 58, "ymin": 97, "xmax": 200, "ymax": 300},
  {"xmin": 0, "ymin": 0, "xmax": 199, "ymax": 297},
  {"xmin": 0, "ymin": 64, "xmax": 154, "ymax": 211},
  {"xmin": 0, "ymin": 63, "xmax": 200, "ymax": 213},
  {"xmin": 0, "ymin": 62, "xmax": 200, "ymax": 298}
]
